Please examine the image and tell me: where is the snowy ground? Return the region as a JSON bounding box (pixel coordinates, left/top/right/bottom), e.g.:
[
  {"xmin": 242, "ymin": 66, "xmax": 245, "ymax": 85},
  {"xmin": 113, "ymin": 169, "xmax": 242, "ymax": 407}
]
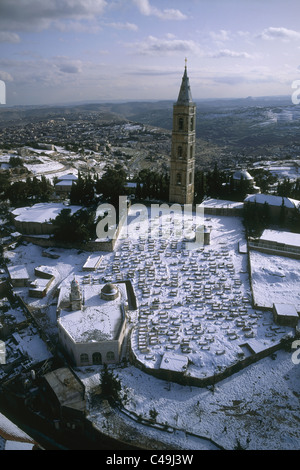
[
  {"xmin": 250, "ymin": 250, "xmax": 300, "ymax": 311},
  {"xmin": 4, "ymin": 208, "xmax": 300, "ymax": 449},
  {"xmin": 76, "ymin": 346, "xmax": 300, "ymax": 450},
  {"xmin": 23, "ymin": 155, "xmax": 65, "ymax": 175},
  {"xmin": 5, "ymin": 209, "xmax": 297, "ymax": 375},
  {"xmin": 99, "ymin": 208, "xmax": 293, "ymax": 378},
  {"xmin": 253, "ymin": 159, "xmax": 300, "ymax": 181}
]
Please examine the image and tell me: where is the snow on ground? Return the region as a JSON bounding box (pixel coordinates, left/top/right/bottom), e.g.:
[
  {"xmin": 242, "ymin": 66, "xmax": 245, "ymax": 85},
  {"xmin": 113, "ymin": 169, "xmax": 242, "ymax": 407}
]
[
  {"xmin": 77, "ymin": 347, "xmax": 300, "ymax": 450},
  {"xmin": 5, "ymin": 243, "xmax": 89, "ymax": 338},
  {"xmin": 23, "ymin": 155, "xmax": 65, "ymax": 175},
  {"xmin": 96, "ymin": 208, "xmax": 293, "ymax": 378},
  {"xmin": 253, "ymin": 159, "xmax": 300, "ymax": 181},
  {"xmin": 5, "ymin": 207, "xmax": 300, "ymax": 449},
  {"xmin": 6, "ymin": 208, "xmax": 297, "ymax": 376},
  {"xmin": 250, "ymin": 250, "xmax": 300, "ymax": 311}
]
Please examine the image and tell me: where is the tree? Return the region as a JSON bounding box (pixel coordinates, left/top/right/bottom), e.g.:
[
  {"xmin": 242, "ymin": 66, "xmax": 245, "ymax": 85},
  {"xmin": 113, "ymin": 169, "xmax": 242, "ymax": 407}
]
[
  {"xmin": 52, "ymin": 208, "xmax": 96, "ymax": 243},
  {"xmin": 9, "ymin": 156, "xmax": 24, "ymax": 168},
  {"xmin": 96, "ymin": 167, "xmax": 126, "ymax": 206},
  {"xmin": 100, "ymin": 364, "xmax": 121, "ymax": 406},
  {"xmin": 194, "ymin": 170, "xmax": 206, "ymax": 203}
]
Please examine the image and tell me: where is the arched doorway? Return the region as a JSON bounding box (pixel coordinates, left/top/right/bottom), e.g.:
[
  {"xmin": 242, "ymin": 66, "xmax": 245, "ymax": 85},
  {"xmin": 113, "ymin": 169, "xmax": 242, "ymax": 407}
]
[{"xmin": 92, "ymin": 352, "xmax": 102, "ymax": 365}]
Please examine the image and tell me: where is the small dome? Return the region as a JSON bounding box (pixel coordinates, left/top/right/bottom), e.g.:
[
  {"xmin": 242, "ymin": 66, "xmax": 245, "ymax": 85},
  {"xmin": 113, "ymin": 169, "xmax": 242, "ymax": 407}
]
[
  {"xmin": 101, "ymin": 283, "xmax": 119, "ymax": 301},
  {"xmin": 233, "ymin": 169, "xmax": 253, "ymax": 181},
  {"xmin": 101, "ymin": 283, "xmax": 117, "ymax": 294}
]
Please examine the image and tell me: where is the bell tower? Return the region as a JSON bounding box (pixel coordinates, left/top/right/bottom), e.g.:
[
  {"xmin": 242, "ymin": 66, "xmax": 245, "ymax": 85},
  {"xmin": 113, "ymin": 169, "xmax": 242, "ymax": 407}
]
[{"xmin": 169, "ymin": 60, "xmax": 196, "ymax": 205}]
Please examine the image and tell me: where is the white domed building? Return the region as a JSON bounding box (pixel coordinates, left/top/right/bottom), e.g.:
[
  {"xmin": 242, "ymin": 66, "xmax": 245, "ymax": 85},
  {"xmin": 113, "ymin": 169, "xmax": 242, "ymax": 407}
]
[
  {"xmin": 232, "ymin": 169, "xmax": 260, "ymax": 194},
  {"xmin": 57, "ymin": 279, "xmax": 128, "ymax": 366}
]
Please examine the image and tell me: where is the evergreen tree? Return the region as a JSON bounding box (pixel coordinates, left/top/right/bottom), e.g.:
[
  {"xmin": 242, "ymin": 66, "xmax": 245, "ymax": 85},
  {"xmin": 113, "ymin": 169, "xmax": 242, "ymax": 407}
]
[
  {"xmin": 52, "ymin": 208, "xmax": 96, "ymax": 243},
  {"xmin": 100, "ymin": 364, "xmax": 121, "ymax": 406}
]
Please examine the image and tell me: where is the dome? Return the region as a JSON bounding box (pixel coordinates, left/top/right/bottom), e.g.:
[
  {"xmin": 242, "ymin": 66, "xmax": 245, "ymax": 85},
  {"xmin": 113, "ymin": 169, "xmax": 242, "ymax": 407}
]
[
  {"xmin": 233, "ymin": 169, "xmax": 253, "ymax": 181},
  {"xmin": 101, "ymin": 283, "xmax": 119, "ymax": 301}
]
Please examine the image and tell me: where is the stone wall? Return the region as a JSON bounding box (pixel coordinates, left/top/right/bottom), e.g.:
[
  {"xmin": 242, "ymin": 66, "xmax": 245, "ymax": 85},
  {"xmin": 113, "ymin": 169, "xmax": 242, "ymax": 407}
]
[{"xmin": 129, "ymin": 333, "xmax": 295, "ymax": 388}]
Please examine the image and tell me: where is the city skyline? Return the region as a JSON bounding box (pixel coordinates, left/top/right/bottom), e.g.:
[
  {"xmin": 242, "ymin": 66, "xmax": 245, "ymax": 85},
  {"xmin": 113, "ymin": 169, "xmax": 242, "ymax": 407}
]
[{"xmin": 1, "ymin": 0, "xmax": 300, "ymax": 105}]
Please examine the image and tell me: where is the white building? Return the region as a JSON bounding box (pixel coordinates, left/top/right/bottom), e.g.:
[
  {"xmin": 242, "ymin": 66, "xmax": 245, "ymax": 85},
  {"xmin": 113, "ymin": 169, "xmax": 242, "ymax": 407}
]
[
  {"xmin": 12, "ymin": 202, "xmax": 81, "ymax": 235},
  {"xmin": 57, "ymin": 280, "xmax": 128, "ymax": 366},
  {"xmin": 55, "ymin": 173, "xmax": 78, "ymax": 197}
]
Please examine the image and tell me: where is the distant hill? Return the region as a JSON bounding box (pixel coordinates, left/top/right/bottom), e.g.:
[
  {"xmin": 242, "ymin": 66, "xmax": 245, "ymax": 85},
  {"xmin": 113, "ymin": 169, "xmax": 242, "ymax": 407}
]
[{"xmin": 1, "ymin": 95, "xmax": 299, "ymax": 162}]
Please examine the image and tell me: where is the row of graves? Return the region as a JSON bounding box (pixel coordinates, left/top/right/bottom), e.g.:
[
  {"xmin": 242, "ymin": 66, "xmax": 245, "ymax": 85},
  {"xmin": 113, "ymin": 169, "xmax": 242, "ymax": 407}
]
[{"xmin": 94, "ymin": 214, "xmax": 293, "ymax": 378}]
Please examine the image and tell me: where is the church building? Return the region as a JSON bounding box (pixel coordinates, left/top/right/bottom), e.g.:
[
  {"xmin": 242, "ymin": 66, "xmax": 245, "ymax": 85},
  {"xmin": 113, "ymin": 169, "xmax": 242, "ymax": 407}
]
[{"xmin": 169, "ymin": 62, "xmax": 196, "ymax": 205}]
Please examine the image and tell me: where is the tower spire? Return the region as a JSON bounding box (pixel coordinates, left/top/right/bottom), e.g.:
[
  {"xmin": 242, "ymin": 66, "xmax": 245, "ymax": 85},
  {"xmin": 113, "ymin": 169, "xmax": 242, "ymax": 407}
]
[{"xmin": 177, "ymin": 59, "xmax": 193, "ymax": 105}]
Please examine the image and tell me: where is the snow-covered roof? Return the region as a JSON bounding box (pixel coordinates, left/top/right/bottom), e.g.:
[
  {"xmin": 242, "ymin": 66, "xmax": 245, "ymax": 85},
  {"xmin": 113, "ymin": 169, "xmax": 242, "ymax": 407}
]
[
  {"xmin": 58, "ymin": 283, "xmax": 127, "ymax": 343},
  {"xmin": 233, "ymin": 169, "xmax": 253, "ymax": 181},
  {"xmin": 201, "ymin": 198, "xmax": 243, "ymax": 209},
  {"xmin": 57, "ymin": 173, "xmax": 78, "ymax": 181},
  {"xmin": 83, "ymin": 254, "xmax": 102, "ymax": 270},
  {"xmin": 273, "ymin": 303, "xmax": 299, "ymax": 318},
  {"xmin": 55, "ymin": 180, "xmax": 74, "ymax": 186},
  {"xmin": 7, "ymin": 265, "xmax": 29, "ymax": 280},
  {"xmin": 260, "ymin": 229, "xmax": 300, "ymax": 248},
  {"xmin": 0, "ymin": 412, "xmax": 36, "ymax": 450},
  {"xmin": 12, "ymin": 203, "xmax": 82, "ymax": 224},
  {"xmin": 244, "ymin": 193, "xmax": 300, "ymax": 208}
]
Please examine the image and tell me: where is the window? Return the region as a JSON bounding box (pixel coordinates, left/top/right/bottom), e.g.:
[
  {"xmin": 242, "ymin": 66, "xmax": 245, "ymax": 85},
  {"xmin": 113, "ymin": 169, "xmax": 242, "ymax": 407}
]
[
  {"xmin": 176, "ymin": 173, "xmax": 182, "ymax": 185},
  {"xmin": 189, "ymin": 172, "xmax": 192, "ymax": 184},
  {"xmin": 106, "ymin": 351, "xmax": 115, "ymax": 361},
  {"xmin": 190, "ymin": 117, "xmax": 194, "ymax": 131},
  {"xmin": 190, "ymin": 145, "xmax": 193, "ymax": 158},
  {"xmin": 92, "ymin": 352, "xmax": 102, "ymax": 365},
  {"xmin": 80, "ymin": 353, "xmax": 89, "ymax": 364},
  {"xmin": 178, "ymin": 146, "xmax": 183, "ymax": 158},
  {"xmin": 178, "ymin": 117, "xmax": 183, "ymax": 130}
]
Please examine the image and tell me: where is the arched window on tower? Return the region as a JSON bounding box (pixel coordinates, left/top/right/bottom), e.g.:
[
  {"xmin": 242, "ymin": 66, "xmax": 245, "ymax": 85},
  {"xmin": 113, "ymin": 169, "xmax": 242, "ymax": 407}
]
[
  {"xmin": 189, "ymin": 172, "xmax": 192, "ymax": 184},
  {"xmin": 190, "ymin": 117, "xmax": 194, "ymax": 131},
  {"xmin": 190, "ymin": 145, "xmax": 193, "ymax": 158},
  {"xmin": 178, "ymin": 117, "xmax": 184, "ymax": 130},
  {"xmin": 176, "ymin": 173, "xmax": 182, "ymax": 185},
  {"xmin": 178, "ymin": 146, "xmax": 183, "ymax": 158}
]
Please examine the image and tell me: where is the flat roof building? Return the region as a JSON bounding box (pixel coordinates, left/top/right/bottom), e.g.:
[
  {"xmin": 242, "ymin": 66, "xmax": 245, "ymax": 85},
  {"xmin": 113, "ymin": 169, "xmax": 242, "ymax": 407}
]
[
  {"xmin": 57, "ymin": 280, "xmax": 128, "ymax": 367},
  {"xmin": 273, "ymin": 303, "xmax": 299, "ymax": 327}
]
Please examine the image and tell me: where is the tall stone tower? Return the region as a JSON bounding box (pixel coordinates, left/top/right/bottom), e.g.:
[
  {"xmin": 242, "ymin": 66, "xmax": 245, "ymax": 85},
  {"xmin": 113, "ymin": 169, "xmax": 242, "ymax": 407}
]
[{"xmin": 169, "ymin": 61, "xmax": 196, "ymax": 205}]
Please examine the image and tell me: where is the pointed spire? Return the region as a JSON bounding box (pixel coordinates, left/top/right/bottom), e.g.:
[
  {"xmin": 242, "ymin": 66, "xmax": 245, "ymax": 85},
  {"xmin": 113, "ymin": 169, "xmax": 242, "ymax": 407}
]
[{"xmin": 176, "ymin": 59, "xmax": 193, "ymax": 105}]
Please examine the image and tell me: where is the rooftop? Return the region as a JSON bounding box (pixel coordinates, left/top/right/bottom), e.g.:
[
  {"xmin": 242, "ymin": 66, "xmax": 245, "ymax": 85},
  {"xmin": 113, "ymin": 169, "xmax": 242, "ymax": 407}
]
[
  {"xmin": 244, "ymin": 193, "xmax": 300, "ymax": 208},
  {"xmin": 12, "ymin": 202, "xmax": 81, "ymax": 224},
  {"xmin": 260, "ymin": 229, "xmax": 300, "ymax": 248},
  {"xmin": 58, "ymin": 282, "xmax": 127, "ymax": 343}
]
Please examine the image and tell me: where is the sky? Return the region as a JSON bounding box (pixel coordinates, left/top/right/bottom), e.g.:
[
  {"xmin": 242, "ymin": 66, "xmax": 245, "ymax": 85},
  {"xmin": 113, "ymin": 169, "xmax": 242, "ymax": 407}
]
[{"xmin": 1, "ymin": 0, "xmax": 300, "ymax": 106}]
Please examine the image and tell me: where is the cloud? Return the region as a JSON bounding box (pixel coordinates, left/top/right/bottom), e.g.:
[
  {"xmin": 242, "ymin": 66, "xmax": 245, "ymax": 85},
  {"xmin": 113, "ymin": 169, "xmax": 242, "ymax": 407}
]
[
  {"xmin": 0, "ymin": 71, "xmax": 13, "ymax": 82},
  {"xmin": 54, "ymin": 58, "xmax": 82, "ymax": 74},
  {"xmin": 106, "ymin": 22, "xmax": 138, "ymax": 31},
  {"xmin": 132, "ymin": 0, "xmax": 187, "ymax": 20},
  {"xmin": 130, "ymin": 36, "xmax": 201, "ymax": 56},
  {"xmin": 0, "ymin": 0, "xmax": 108, "ymax": 32},
  {"xmin": 259, "ymin": 27, "xmax": 300, "ymax": 41},
  {"xmin": 209, "ymin": 30, "xmax": 231, "ymax": 43},
  {"xmin": 0, "ymin": 32, "xmax": 20, "ymax": 43},
  {"xmin": 209, "ymin": 49, "xmax": 253, "ymax": 59}
]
